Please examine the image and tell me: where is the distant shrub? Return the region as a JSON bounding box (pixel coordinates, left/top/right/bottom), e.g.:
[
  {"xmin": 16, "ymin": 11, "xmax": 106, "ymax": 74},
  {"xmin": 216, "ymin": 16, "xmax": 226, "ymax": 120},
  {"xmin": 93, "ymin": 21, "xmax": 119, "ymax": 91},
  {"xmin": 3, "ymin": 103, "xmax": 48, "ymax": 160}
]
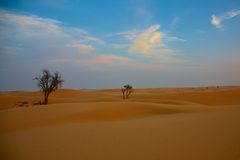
[{"xmin": 122, "ymin": 84, "xmax": 133, "ymax": 99}]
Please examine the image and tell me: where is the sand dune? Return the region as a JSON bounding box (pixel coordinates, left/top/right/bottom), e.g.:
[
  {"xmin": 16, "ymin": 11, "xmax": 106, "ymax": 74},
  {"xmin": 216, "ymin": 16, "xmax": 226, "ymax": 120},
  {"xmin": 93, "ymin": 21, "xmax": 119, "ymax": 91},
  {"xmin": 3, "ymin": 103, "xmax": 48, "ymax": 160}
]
[
  {"xmin": 1, "ymin": 87, "xmax": 240, "ymax": 160},
  {"xmin": 0, "ymin": 102, "xmax": 186, "ymax": 133},
  {"xmin": 1, "ymin": 87, "xmax": 240, "ymax": 110}
]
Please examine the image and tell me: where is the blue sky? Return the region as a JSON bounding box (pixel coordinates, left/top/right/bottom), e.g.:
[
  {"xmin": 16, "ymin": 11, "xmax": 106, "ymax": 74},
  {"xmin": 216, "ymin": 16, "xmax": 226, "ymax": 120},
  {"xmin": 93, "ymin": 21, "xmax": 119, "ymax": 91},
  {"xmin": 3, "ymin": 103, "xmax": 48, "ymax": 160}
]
[{"xmin": 0, "ymin": 0, "xmax": 240, "ymax": 90}]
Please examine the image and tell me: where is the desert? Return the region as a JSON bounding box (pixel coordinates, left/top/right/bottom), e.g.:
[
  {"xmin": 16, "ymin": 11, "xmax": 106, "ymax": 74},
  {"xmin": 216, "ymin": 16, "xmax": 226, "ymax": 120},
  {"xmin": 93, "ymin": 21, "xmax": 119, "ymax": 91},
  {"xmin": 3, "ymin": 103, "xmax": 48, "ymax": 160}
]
[
  {"xmin": 1, "ymin": 1, "xmax": 240, "ymax": 159},
  {"xmin": 1, "ymin": 87, "xmax": 240, "ymax": 160}
]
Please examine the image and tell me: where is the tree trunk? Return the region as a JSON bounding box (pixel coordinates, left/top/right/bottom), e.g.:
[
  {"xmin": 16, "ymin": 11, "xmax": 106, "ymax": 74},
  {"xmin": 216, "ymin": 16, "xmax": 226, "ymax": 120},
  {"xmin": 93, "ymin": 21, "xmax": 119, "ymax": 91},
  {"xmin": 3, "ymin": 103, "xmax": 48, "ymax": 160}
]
[
  {"xmin": 126, "ymin": 89, "xmax": 132, "ymax": 99},
  {"xmin": 44, "ymin": 96, "xmax": 48, "ymax": 104},
  {"xmin": 122, "ymin": 88, "xmax": 125, "ymax": 99},
  {"xmin": 44, "ymin": 92, "xmax": 49, "ymax": 104}
]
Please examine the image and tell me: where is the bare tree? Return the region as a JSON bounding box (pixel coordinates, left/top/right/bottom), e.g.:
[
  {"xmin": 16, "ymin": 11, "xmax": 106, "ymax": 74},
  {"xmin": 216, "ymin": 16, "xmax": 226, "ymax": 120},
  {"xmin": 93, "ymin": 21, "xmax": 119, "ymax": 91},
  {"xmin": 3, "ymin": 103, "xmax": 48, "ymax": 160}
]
[
  {"xmin": 122, "ymin": 84, "xmax": 133, "ymax": 99},
  {"xmin": 34, "ymin": 69, "xmax": 63, "ymax": 104}
]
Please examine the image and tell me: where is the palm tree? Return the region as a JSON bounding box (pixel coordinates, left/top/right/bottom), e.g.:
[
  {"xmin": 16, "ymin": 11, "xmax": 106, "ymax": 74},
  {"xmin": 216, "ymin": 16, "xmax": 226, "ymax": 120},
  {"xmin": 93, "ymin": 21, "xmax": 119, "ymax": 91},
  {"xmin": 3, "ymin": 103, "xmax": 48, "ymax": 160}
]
[
  {"xmin": 34, "ymin": 69, "xmax": 63, "ymax": 104},
  {"xmin": 122, "ymin": 84, "xmax": 133, "ymax": 99}
]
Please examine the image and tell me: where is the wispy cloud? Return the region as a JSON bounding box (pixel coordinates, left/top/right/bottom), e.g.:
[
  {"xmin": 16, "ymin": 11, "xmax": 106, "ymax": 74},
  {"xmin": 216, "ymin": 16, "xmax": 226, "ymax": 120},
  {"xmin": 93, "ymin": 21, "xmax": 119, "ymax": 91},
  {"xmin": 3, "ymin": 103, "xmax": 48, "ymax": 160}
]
[
  {"xmin": 0, "ymin": 9, "xmax": 185, "ymax": 75},
  {"xmin": 77, "ymin": 54, "xmax": 130, "ymax": 65},
  {"xmin": 211, "ymin": 9, "xmax": 240, "ymax": 29},
  {"xmin": 0, "ymin": 9, "xmax": 103, "ymax": 55},
  {"xmin": 0, "ymin": 9, "xmax": 63, "ymax": 37},
  {"xmin": 111, "ymin": 29, "xmax": 140, "ymax": 41},
  {"xmin": 130, "ymin": 1, "xmax": 154, "ymax": 25},
  {"xmin": 76, "ymin": 54, "xmax": 168, "ymax": 71},
  {"xmin": 128, "ymin": 24, "xmax": 164, "ymax": 55},
  {"xmin": 116, "ymin": 24, "xmax": 185, "ymax": 63},
  {"xmin": 106, "ymin": 24, "xmax": 185, "ymax": 64},
  {"xmin": 165, "ymin": 36, "xmax": 186, "ymax": 42},
  {"xmin": 69, "ymin": 28, "xmax": 104, "ymax": 44},
  {"xmin": 69, "ymin": 44, "xmax": 95, "ymax": 52},
  {"xmin": 135, "ymin": 6, "xmax": 154, "ymax": 23},
  {"xmin": 170, "ymin": 16, "xmax": 180, "ymax": 28}
]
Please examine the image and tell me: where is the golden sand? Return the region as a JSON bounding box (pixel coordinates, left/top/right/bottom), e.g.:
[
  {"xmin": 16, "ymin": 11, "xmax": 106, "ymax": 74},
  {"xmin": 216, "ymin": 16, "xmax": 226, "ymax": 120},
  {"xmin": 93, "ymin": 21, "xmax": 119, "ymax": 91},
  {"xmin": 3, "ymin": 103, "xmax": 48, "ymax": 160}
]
[{"xmin": 1, "ymin": 87, "xmax": 240, "ymax": 160}]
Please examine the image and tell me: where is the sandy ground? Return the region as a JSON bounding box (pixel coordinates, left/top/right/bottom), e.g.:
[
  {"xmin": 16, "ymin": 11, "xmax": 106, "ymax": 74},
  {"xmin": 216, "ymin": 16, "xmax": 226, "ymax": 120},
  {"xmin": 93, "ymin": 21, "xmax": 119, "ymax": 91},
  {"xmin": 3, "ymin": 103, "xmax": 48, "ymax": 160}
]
[{"xmin": 0, "ymin": 87, "xmax": 240, "ymax": 160}]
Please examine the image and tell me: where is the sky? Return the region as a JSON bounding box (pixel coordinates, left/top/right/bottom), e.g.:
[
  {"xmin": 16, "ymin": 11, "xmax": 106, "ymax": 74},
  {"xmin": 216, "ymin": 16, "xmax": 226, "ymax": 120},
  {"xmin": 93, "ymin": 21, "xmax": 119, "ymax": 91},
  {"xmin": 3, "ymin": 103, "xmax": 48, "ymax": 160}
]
[{"xmin": 0, "ymin": 0, "xmax": 240, "ymax": 90}]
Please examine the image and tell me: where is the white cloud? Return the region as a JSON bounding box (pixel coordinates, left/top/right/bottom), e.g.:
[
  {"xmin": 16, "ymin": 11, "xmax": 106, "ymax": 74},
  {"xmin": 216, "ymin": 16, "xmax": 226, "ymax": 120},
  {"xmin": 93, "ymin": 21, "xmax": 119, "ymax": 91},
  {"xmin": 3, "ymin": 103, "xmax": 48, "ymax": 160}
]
[
  {"xmin": 211, "ymin": 9, "xmax": 240, "ymax": 29},
  {"xmin": 0, "ymin": 10, "xmax": 63, "ymax": 38},
  {"xmin": 211, "ymin": 15, "xmax": 221, "ymax": 28},
  {"xmin": 165, "ymin": 36, "xmax": 186, "ymax": 42},
  {"xmin": 0, "ymin": 9, "xmax": 103, "ymax": 55},
  {"xmin": 0, "ymin": 9, "xmax": 184, "ymax": 76},
  {"xmin": 107, "ymin": 24, "xmax": 186, "ymax": 64},
  {"xmin": 69, "ymin": 44, "xmax": 95, "ymax": 52},
  {"xmin": 111, "ymin": 29, "xmax": 140, "ymax": 41},
  {"xmin": 225, "ymin": 9, "xmax": 240, "ymax": 19},
  {"xmin": 128, "ymin": 24, "xmax": 164, "ymax": 55},
  {"xmin": 149, "ymin": 31, "xmax": 162, "ymax": 43},
  {"xmin": 124, "ymin": 25, "xmax": 185, "ymax": 63},
  {"xmin": 81, "ymin": 36, "xmax": 104, "ymax": 44}
]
